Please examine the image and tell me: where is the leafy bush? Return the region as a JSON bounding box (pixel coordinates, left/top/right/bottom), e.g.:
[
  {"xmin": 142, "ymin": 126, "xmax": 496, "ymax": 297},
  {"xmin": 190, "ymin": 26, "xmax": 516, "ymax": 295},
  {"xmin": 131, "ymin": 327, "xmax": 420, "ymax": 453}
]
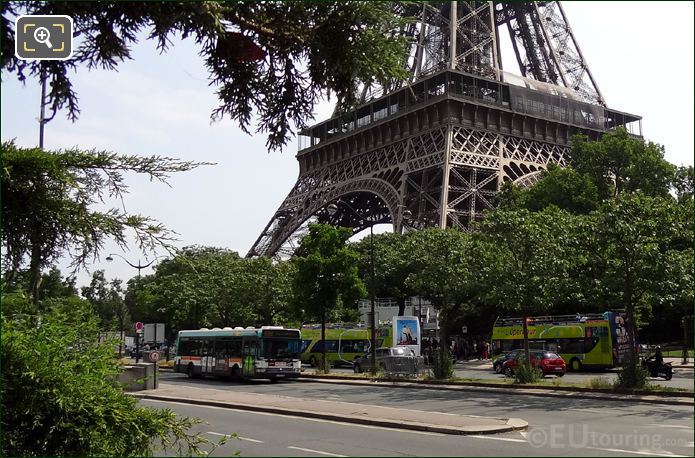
[
  {"xmin": 1, "ymin": 302, "xmax": 224, "ymax": 457},
  {"xmin": 430, "ymin": 347, "xmax": 454, "ymax": 380},
  {"xmin": 513, "ymin": 362, "xmax": 542, "ymax": 384},
  {"xmin": 615, "ymin": 362, "xmax": 649, "ymax": 390}
]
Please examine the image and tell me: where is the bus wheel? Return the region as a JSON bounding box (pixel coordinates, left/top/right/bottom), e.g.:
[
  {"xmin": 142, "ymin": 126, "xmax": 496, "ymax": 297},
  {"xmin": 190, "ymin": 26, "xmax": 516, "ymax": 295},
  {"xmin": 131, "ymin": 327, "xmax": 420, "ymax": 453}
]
[
  {"xmin": 569, "ymin": 358, "xmax": 582, "ymax": 372},
  {"xmin": 269, "ymin": 377, "xmax": 279, "ymax": 383},
  {"xmin": 187, "ymin": 363, "xmax": 195, "ymax": 379}
]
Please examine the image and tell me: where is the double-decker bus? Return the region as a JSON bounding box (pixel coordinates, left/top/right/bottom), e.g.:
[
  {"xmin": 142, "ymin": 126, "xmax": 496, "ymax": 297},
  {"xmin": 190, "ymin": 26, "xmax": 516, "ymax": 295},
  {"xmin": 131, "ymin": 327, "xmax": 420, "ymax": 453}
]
[
  {"xmin": 491, "ymin": 311, "xmax": 630, "ymax": 371},
  {"xmin": 300, "ymin": 324, "xmax": 394, "ymax": 367},
  {"xmin": 174, "ymin": 326, "xmax": 301, "ymax": 381}
]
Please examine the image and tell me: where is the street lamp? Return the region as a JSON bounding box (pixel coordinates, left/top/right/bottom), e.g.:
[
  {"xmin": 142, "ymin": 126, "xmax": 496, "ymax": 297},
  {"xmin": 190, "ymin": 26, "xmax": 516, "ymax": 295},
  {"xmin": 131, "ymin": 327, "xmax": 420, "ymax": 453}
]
[
  {"xmin": 106, "ymin": 253, "xmax": 159, "ymax": 363},
  {"xmin": 326, "ymin": 201, "xmax": 411, "ymax": 376},
  {"xmin": 105, "ymin": 253, "xmax": 157, "ymax": 279}
]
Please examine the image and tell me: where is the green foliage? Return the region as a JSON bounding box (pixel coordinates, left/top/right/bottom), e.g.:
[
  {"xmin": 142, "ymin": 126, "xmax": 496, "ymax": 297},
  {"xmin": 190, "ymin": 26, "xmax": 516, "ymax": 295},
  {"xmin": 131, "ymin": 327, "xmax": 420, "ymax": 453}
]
[
  {"xmin": 570, "ymin": 128, "xmax": 675, "ymax": 199},
  {"xmin": 352, "ymin": 232, "xmax": 416, "ymax": 315},
  {"xmin": 512, "ymin": 362, "xmax": 542, "ymax": 384},
  {"xmin": 1, "ymin": 141, "xmax": 207, "ymax": 302},
  {"xmin": 125, "ymin": 246, "xmax": 297, "ymax": 334},
  {"xmin": 292, "ymin": 224, "xmax": 367, "ymax": 322},
  {"xmin": 430, "ymin": 347, "xmax": 454, "ymax": 380},
  {"xmin": 672, "ymin": 165, "xmax": 694, "ymax": 203},
  {"xmin": 496, "ymin": 165, "xmax": 600, "ymax": 214},
  {"xmin": 1, "ymin": 307, "xmax": 223, "ymax": 456},
  {"xmin": 581, "ymin": 193, "xmax": 692, "ymax": 364},
  {"xmin": 614, "ymin": 362, "xmax": 649, "ymax": 390},
  {"xmin": 81, "ymin": 270, "xmax": 128, "ymax": 331},
  {"xmin": 405, "ymin": 228, "xmax": 475, "ymax": 343},
  {"xmin": 2, "ymin": 2, "xmax": 410, "ymax": 151}
]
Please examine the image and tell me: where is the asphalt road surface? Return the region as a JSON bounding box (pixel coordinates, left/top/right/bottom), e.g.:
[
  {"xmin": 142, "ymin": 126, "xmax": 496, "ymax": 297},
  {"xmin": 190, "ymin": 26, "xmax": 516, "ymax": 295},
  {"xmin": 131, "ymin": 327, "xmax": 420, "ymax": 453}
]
[{"xmin": 149, "ymin": 372, "xmax": 694, "ymax": 457}]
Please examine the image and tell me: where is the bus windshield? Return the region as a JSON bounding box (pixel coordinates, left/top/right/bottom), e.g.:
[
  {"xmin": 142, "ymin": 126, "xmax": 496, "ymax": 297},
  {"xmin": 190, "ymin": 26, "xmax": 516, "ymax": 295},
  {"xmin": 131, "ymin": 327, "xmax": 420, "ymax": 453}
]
[{"xmin": 262, "ymin": 338, "xmax": 301, "ymax": 359}]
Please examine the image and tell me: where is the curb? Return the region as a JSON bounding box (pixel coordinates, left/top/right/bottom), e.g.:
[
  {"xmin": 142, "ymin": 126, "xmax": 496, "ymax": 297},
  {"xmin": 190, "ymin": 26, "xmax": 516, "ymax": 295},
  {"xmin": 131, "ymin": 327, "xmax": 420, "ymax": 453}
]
[
  {"xmin": 298, "ymin": 375, "xmax": 694, "ymax": 406},
  {"xmin": 132, "ymin": 392, "xmax": 527, "ymax": 435}
]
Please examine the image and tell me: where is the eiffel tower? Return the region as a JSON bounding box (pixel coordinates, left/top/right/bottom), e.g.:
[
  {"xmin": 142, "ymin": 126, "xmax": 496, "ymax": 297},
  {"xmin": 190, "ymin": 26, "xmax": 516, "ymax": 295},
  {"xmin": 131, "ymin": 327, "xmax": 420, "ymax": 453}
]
[{"xmin": 248, "ymin": 1, "xmax": 641, "ymax": 258}]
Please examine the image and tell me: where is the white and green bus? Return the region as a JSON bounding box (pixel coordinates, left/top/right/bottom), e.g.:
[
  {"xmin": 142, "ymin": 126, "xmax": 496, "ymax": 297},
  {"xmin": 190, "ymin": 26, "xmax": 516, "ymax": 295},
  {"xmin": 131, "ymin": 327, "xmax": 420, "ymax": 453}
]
[
  {"xmin": 491, "ymin": 311, "xmax": 630, "ymax": 371},
  {"xmin": 174, "ymin": 326, "xmax": 301, "ymax": 381}
]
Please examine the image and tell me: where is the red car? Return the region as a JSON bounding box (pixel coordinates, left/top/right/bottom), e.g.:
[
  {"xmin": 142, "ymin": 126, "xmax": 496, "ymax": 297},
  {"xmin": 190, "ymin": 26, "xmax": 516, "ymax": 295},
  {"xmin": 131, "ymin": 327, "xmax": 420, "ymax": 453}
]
[{"xmin": 503, "ymin": 350, "xmax": 566, "ymax": 377}]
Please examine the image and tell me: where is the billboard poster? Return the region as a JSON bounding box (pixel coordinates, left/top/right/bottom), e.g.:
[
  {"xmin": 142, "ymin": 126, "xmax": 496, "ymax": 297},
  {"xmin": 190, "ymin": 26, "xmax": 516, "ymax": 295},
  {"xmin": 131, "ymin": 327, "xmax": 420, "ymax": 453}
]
[
  {"xmin": 393, "ymin": 316, "xmax": 420, "ymax": 356},
  {"xmin": 608, "ymin": 311, "xmax": 630, "ymax": 365}
]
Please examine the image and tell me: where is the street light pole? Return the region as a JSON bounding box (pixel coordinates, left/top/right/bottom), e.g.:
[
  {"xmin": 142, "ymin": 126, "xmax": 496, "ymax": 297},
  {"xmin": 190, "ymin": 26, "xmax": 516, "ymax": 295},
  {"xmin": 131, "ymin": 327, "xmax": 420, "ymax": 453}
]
[
  {"xmin": 369, "ymin": 222, "xmax": 377, "ymax": 376},
  {"xmin": 106, "ymin": 253, "xmax": 158, "ymax": 363},
  {"xmin": 326, "ymin": 200, "xmax": 411, "ymax": 377}
]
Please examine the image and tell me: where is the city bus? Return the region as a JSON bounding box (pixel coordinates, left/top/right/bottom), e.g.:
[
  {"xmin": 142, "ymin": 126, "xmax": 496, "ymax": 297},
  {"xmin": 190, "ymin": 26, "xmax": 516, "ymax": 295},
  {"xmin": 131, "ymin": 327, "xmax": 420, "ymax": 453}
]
[
  {"xmin": 300, "ymin": 324, "xmax": 394, "ymax": 367},
  {"xmin": 491, "ymin": 311, "xmax": 630, "ymax": 371},
  {"xmin": 174, "ymin": 326, "xmax": 301, "ymax": 381}
]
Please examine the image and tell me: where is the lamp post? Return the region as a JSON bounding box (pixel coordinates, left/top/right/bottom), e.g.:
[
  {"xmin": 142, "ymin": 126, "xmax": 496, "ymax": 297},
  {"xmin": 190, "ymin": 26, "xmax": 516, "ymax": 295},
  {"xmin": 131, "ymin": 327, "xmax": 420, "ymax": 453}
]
[
  {"xmin": 106, "ymin": 253, "xmax": 158, "ymax": 363},
  {"xmin": 326, "ymin": 201, "xmax": 411, "ymax": 376}
]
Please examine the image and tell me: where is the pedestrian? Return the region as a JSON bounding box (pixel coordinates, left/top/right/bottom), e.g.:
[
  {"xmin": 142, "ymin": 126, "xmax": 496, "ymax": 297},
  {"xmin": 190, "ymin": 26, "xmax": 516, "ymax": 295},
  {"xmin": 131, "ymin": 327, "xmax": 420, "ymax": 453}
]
[
  {"xmin": 472, "ymin": 341, "xmax": 478, "ymax": 360},
  {"xmin": 482, "ymin": 340, "xmax": 489, "ymax": 360}
]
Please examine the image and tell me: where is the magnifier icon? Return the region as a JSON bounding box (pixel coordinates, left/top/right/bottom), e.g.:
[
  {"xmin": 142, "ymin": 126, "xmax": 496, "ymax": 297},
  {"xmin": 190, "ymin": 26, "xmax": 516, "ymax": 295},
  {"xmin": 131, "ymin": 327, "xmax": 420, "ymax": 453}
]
[{"xmin": 33, "ymin": 26, "xmax": 53, "ymax": 48}]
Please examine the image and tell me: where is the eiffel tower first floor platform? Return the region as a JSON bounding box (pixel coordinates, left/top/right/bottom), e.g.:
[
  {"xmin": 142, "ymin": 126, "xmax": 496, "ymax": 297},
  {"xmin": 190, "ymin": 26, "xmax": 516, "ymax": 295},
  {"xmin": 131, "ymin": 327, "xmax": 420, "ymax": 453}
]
[{"xmin": 248, "ymin": 70, "xmax": 641, "ymax": 258}]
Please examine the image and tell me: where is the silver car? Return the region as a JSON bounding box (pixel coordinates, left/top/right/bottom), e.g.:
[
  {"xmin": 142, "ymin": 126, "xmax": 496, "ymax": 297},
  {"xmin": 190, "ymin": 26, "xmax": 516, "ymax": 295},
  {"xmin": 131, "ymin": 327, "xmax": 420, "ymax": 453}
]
[{"xmin": 353, "ymin": 347, "xmax": 422, "ymax": 375}]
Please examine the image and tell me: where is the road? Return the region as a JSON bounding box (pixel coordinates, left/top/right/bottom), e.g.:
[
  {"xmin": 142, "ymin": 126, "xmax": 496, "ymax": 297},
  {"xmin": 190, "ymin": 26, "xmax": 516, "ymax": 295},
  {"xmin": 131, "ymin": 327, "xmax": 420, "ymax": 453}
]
[
  {"xmin": 307, "ymin": 362, "xmax": 694, "ymax": 391},
  {"xmin": 148, "ymin": 372, "xmax": 694, "ymax": 457}
]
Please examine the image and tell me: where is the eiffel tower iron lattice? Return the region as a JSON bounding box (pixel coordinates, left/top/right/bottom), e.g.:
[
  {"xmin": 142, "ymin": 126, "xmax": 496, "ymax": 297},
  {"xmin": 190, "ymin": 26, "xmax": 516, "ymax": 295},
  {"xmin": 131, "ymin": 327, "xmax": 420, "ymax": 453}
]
[{"xmin": 248, "ymin": 1, "xmax": 641, "ymax": 258}]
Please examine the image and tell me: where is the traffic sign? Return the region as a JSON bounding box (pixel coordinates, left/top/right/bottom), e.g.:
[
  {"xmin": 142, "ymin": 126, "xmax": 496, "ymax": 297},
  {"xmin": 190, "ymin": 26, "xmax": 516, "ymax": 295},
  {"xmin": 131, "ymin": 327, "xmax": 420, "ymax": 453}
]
[
  {"xmin": 148, "ymin": 351, "xmax": 160, "ymax": 362},
  {"xmin": 135, "ymin": 321, "xmax": 144, "ymax": 331}
]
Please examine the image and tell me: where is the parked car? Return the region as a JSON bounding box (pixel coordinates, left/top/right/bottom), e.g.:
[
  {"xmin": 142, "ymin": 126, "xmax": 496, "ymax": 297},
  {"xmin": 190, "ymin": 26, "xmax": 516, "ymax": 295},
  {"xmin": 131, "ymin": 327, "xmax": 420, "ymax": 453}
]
[
  {"xmin": 492, "ymin": 349, "xmax": 523, "ymax": 374},
  {"xmin": 353, "ymin": 347, "xmax": 419, "ymax": 374},
  {"xmin": 502, "ymin": 350, "xmax": 566, "ymax": 377}
]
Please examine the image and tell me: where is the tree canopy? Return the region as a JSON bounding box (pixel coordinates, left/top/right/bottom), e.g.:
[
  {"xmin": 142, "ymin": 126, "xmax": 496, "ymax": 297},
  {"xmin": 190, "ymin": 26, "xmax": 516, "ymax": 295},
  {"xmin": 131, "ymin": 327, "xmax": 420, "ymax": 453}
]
[
  {"xmin": 2, "ymin": 1, "xmax": 411, "ymax": 151},
  {"xmin": 0, "ymin": 141, "xmax": 208, "ymax": 302}
]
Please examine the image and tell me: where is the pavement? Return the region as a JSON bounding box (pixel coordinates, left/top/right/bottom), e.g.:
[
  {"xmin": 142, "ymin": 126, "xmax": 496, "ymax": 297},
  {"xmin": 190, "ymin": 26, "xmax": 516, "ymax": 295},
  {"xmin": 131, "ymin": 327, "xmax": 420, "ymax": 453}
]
[{"xmin": 131, "ymin": 382, "xmax": 528, "ymax": 435}]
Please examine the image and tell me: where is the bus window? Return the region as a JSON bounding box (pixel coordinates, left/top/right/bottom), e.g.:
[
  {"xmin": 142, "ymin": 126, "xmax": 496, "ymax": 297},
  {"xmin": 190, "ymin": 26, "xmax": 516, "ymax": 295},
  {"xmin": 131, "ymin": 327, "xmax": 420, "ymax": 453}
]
[
  {"xmin": 300, "ymin": 340, "xmax": 313, "ymax": 353},
  {"xmin": 311, "ymin": 340, "xmax": 337, "ymax": 353},
  {"xmin": 263, "ymin": 339, "xmax": 301, "ymax": 359}
]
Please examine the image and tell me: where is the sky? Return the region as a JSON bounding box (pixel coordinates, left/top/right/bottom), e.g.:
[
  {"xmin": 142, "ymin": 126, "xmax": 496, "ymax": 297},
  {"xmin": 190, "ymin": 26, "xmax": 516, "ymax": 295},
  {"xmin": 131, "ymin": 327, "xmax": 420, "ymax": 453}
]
[{"xmin": 2, "ymin": 1, "xmax": 693, "ymax": 287}]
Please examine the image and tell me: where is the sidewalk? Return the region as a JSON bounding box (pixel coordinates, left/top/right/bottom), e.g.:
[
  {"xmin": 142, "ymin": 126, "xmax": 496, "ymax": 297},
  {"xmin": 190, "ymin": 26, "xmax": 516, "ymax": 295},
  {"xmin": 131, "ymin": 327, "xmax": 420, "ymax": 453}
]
[{"xmin": 132, "ymin": 383, "xmax": 527, "ymax": 435}]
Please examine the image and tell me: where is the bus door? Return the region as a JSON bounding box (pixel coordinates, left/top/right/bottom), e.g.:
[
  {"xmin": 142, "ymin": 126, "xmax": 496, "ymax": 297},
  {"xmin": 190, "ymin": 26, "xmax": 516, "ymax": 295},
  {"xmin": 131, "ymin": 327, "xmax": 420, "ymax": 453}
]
[
  {"xmin": 201, "ymin": 339, "xmax": 215, "ymax": 374},
  {"xmin": 242, "ymin": 337, "xmax": 258, "ymax": 377}
]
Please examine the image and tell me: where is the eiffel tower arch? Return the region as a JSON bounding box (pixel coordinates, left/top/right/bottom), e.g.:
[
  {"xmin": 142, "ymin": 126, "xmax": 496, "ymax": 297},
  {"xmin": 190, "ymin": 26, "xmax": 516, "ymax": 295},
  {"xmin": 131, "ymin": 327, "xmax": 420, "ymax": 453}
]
[{"xmin": 248, "ymin": 1, "xmax": 641, "ymax": 258}]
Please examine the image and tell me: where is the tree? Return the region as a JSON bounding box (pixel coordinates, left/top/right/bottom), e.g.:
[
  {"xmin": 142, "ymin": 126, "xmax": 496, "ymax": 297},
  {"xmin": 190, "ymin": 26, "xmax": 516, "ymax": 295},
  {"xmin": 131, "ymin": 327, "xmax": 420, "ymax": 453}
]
[
  {"xmin": 2, "ymin": 2, "xmax": 410, "ymax": 151},
  {"xmin": 1, "ymin": 141, "xmax": 207, "ymax": 303},
  {"xmin": 1, "ymin": 301, "xmax": 223, "ymax": 456},
  {"xmin": 292, "ymin": 224, "xmax": 366, "ymax": 371},
  {"xmin": 671, "ymin": 165, "xmax": 694, "ymax": 203},
  {"xmin": 405, "ymin": 228, "xmax": 474, "ymax": 350},
  {"xmin": 570, "ymin": 128, "xmax": 675, "ymax": 199},
  {"xmin": 242, "ymin": 257, "xmax": 297, "ymax": 327},
  {"xmin": 475, "ymin": 207, "xmax": 584, "ymax": 366},
  {"xmin": 581, "ymin": 193, "xmax": 692, "ymax": 377},
  {"xmin": 352, "ymin": 232, "xmax": 415, "ymax": 316},
  {"xmin": 495, "ymin": 164, "xmax": 600, "ymax": 214}
]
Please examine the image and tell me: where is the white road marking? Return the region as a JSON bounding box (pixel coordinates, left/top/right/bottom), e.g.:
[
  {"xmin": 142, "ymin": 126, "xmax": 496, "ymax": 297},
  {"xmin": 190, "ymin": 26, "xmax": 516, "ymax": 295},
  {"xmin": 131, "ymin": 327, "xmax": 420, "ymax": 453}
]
[
  {"xmin": 646, "ymin": 424, "xmax": 692, "ymax": 430},
  {"xmin": 469, "ymin": 435, "xmax": 527, "ymax": 443},
  {"xmin": 287, "ymin": 445, "xmax": 346, "ymax": 456},
  {"xmin": 567, "ymin": 408, "xmax": 606, "ymax": 414},
  {"xmin": 238, "ymin": 436, "xmax": 264, "ymax": 443},
  {"xmin": 585, "ymin": 446, "xmax": 687, "ymax": 457},
  {"xmin": 141, "ymin": 399, "xmax": 445, "ymax": 436},
  {"xmin": 207, "ymin": 431, "xmax": 264, "ymax": 443}
]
